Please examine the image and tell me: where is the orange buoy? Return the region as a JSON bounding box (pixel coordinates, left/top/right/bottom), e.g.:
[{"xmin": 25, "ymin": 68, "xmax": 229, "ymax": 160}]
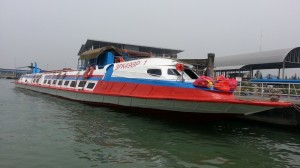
[{"xmin": 83, "ymin": 66, "xmax": 94, "ymax": 79}]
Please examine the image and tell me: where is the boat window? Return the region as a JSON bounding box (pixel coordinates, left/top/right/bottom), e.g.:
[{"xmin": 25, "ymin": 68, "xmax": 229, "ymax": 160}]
[
  {"xmin": 86, "ymin": 82, "xmax": 95, "ymax": 89},
  {"xmin": 36, "ymin": 79, "xmax": 39, "ymax": 83},
  {"xmin": 70, "ymin": 81, "xmax": 76, "ymax": 87},
  {"xmin": 43, "ymin": 80, "xmax": 47, "ymax": 84},
  {"xmin": 64, "ymin": 81, "xmax": 70, "ymax": 86},
  {"xmin": 184, "ymin": 69, "xmax": 198, "ymax": 79},
  {"xmin": 78, "ymin": 81, "xmax": 86, "ymax": 88},
  {"xmin": 52, "ymin": 80, "xmax": 57, "ymax": 85},
  {"xmin": 168, "ymin": 69, "xmax": 181, "ymax": 76},
  {"xmin": 33, "ymin": 79, "xmax": 36, "ymax": 83},
  {"xmin": 58, "ymin": 80, "xmax": 63, "ymax": 86},
  {"xmin": 147, "ymin": 69, "xmax": 161, "ymax": 76},
  {"xmin": 47, "ymin": 80, "xmax": 51, "ymax": 84}
]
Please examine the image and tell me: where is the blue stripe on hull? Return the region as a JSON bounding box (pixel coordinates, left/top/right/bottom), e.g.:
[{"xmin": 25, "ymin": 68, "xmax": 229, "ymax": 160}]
[
  {"xmin": 109, "ymin": 77, "xmax": 197, "ymax": 89},
  {"xmin": 44, "ymin": 76, "xmax": 219, "ymax": 91},
  {"xmin": 108, "ymin": 77, "xmax": 230, "ymax": 93}
]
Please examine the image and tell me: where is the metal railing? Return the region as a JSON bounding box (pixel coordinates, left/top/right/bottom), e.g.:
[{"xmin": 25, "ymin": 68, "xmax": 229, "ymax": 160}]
[{"xmin": 234, "ymin": 81, "xmax": 300, "ymax": 102}]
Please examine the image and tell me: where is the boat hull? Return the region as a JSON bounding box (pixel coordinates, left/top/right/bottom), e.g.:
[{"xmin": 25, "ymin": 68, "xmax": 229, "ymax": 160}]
[{"xmin": 15, "ymin": 83, "xmax": 274, "ymax": 115}]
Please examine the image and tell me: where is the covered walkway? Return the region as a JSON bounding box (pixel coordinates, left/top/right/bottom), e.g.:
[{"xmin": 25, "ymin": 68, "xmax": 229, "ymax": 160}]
[{"xmin": 215, "ymin": 47, "xmax": 300, "ymax": 79}]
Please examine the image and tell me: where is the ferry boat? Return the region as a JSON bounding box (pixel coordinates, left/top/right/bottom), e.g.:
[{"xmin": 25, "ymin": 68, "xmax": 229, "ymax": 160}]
[{"xmin": 15, "ymin": 46, "xmax": 292, "ymax": 115}]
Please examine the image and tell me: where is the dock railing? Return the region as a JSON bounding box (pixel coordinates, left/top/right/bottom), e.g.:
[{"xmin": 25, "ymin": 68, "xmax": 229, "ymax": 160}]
[{"xmin": 234, "ymin": 81, "xmax": 300, "ymax": 102}]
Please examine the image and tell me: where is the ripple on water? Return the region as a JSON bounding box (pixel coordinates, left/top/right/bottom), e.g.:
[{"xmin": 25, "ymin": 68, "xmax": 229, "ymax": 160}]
[{"xmin": 1, "ymin": 79, "xmax": 300, "ymax": 168}]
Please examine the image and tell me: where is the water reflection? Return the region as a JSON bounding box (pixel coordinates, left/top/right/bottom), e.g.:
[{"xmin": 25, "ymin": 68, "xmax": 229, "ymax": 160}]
[
  {"xmin": 11, "ymin": 85, "xmax": 300, "ymax": 168},
  {"xmin": 60, "ymin": 103, "xmax": 300, "ymax": 167}
]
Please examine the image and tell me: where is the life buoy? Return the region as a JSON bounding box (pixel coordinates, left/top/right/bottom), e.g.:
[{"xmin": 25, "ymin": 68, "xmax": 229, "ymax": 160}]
[
  {"xmin": 115, "ymin": 57, "xmax": 125, "ymax": 63},
  {"xmin": 84, "ymin": 67, "xmax": 94, "ymax": 79}
]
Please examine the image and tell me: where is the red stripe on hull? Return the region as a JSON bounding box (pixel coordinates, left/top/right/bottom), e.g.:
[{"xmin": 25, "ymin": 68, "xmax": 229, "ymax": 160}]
[
  {"xmin": 92, "ymin": 81, "xmax": 292, "ymax": 107},
  {"xmin": 15, "ymin": 81, "xmax": 292, "ymax": 108}
]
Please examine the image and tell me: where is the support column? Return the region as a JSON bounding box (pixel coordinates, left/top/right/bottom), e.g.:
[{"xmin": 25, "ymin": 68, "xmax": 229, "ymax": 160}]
[
  {"xmin": 207, "ymin": 53, "xmax": 215, "ymax": 78},
  {"xmin": 250, "ymin": 69, "xmax": 253, "ymax": 79},
  {"xmin": 282, "ymin": 61, "xmax": 285, "ymax": 79}
]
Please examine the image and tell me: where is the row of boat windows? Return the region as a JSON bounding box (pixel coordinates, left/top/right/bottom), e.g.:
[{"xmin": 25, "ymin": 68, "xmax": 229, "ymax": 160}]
[
  {"xmin": 147, "ymin": 68, "xmax": 198, "ymax": 79},
  {"xmin": 42, "ymin": 79, "xmax": 96, "ymax": 89},
  {"xmin": 147, "ymin": 69, "xmax": 180, "ymax": 76}
]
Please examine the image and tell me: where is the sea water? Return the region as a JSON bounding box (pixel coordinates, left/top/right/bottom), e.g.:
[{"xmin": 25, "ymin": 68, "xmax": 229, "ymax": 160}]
[{"xmin": 1, "ymin": 79, "xmax": 300, "ymax": 168}]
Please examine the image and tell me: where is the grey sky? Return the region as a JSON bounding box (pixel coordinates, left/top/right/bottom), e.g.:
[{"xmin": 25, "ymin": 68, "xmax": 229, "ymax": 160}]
[{"xmin": 1, "ymin": 0, "xmax": 300, "ymax": 71}]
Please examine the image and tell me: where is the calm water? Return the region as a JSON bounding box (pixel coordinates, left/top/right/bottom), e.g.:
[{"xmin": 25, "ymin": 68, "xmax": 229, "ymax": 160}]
[{"xmin": 1, "ymin": 79, "xmax": 300, "ymax": 168}]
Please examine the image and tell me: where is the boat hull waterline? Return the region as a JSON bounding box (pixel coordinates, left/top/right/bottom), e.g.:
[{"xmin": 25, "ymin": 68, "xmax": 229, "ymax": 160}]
[{"xmin": 15, "ymin": 82, "xmax": 284, "ymax": 115}]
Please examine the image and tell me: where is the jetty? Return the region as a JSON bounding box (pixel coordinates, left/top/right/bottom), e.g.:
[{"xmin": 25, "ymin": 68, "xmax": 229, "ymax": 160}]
[
  {"xmin": 214, "ymin": 48, "xmax": 300, "ymax": 126},
  {"xmin": 0, "ymin": 68, "xmax": 29, "ymax": 79}
]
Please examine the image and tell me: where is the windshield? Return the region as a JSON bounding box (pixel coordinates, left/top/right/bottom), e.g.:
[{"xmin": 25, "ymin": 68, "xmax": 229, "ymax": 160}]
[{"xmin": 184, "ymin": 69, "xmax": 198, "ymax": 79}]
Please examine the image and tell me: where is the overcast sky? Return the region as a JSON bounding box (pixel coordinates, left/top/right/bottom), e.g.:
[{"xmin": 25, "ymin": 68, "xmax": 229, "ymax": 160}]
[{"xmin": 1, "ymin": 0, "xmax": 300, "ymax": 73}]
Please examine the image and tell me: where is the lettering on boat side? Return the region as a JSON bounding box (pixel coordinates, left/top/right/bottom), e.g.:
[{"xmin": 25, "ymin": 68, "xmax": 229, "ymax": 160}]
[{"xmin": 115, "ymin": 61, "xmax": 141, "ymax": 70}]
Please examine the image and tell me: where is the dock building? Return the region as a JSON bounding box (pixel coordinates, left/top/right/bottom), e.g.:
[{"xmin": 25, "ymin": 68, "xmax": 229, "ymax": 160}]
[
  {"xmin": 78, "ymin": 39, "xmax": 183, "ymax": 58},
  {"xmin": 77, "ymin": 39, "xmax": 193, "ymax": 69}
]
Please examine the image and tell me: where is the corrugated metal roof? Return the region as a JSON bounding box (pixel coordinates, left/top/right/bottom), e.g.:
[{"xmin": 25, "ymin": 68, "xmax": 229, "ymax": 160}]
[
  {"xmin": 215, "ymin": 47, "xmax": 300, "ymax": 70},
  {"xmin": 215, "ymin": 48, "xmax": 292, "ymax": 67}
]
